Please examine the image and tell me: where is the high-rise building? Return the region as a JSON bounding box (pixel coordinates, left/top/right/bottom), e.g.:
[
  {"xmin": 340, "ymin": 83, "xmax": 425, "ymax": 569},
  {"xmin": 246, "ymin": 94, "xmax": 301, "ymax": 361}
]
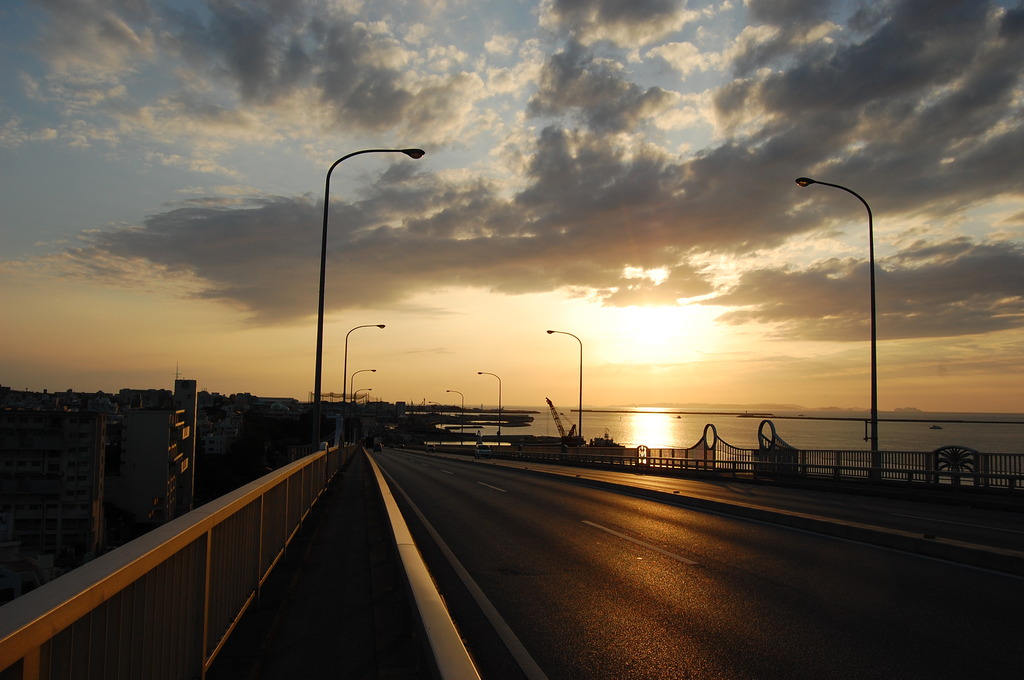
[
  {"xmin": 104, "ymin": 379, "xmax": 198, "ymax": 530},
  {"xmin": 173, "ymin": 379, "xmax": 197, "ymax": 515},
  {"xmin": 0, "ymin": 411, "xmax": 106, "ymax": 559},
  {"xmin": 111, "ymin": 408, "xmax": 192, "ymax": 528}
]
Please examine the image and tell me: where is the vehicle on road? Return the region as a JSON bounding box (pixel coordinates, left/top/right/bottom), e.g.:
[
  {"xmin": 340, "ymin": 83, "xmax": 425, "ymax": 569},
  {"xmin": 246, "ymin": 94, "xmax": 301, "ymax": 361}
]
[{"xmin": 475, "ymin": 445, "xmax": 492, "ymax": 459}]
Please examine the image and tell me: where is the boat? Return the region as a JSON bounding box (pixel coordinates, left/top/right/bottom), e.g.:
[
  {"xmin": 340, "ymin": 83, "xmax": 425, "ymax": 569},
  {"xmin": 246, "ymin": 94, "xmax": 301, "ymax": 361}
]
[
  {"xmin": 589, "ymin": 430, "xmax": 624, "ymax": 447},
  {"xmin": 929, "ymin": 425, "xmax": 943, "ymax": 430}
]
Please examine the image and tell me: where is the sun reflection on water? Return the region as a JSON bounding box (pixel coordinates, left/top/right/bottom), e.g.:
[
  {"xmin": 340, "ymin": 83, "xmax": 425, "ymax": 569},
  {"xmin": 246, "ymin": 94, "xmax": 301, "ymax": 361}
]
[{"xmin": 613, "ymin": 410, "xmax": 681, "ymax": 448}]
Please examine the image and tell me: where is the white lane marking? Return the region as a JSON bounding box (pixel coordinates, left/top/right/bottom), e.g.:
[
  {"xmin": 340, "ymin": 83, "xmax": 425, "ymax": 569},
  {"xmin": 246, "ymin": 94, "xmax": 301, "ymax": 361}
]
[
  {"xmin": 478, "ymin": 482, "xmax": 507, "ymax": 493},
  {"xmin": 890, "ymin": 513, "xmax": 1024, "ymax": 535},
  {"xmin": 379, "ymin": 468, "xmax": 549, "ymax": 680},
  {"xmin": 582, "ymin": 521, "xmax": 699, "ymax": 565},
  {"xmin": 441, "ymin": 469, "xmax": 454, "ymax": 475}
]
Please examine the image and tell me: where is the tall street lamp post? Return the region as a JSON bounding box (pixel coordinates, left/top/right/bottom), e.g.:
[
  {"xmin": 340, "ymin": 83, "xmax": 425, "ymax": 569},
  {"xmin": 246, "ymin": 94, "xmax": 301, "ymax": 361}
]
[
  {"xmin": 339, "ymin": 324, "xmax": 385, "ymax": 444},
  {"xmin": 312, "ymin": 148, "xmax": 424, "ymax": 447},
  {"xmin": 446, "ymin": 389, "xmax": 465, "ymax": 444},
  {"xmin": 547, "ymin": 329, "xmax": 583, "ymax": 443},
  {"xmin": 350, "ymin": 368, "xmax": 376, "ymax": 404},
  {"xmin": 343, "ymin": 326, "xmax": 385, "ymax": 404},
  {"xmin": 796, "ymin": 177, "xmax": 878, "ymax": 457},
  {"xmin": 476, "ymin": 372, "xmax": 502, "ymax": 445}
]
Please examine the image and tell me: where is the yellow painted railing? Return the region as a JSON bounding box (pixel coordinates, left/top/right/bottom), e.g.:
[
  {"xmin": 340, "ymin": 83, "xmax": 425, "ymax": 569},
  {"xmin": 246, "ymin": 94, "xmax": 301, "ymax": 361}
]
[{"xmin": 0, "ymin": 445, "xmax": 352, "ymax": 680}]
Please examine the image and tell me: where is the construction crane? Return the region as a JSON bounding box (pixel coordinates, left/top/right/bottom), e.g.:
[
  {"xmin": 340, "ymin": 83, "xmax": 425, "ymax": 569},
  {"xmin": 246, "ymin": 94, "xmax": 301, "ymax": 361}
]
[{"xmin": 545, "ymin": 397, "xmax": 584, "ymax": 446}]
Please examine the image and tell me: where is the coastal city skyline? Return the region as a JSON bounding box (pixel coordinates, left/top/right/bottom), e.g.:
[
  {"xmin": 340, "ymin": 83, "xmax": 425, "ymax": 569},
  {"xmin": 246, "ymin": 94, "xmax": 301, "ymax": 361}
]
[
  {"xmin": 2, "ymin": 1, "xmax": 1023, "ymax": 413},
  {"xmin": 3, "ymin": 378, "xmax": 1020, "ymax": 417}
]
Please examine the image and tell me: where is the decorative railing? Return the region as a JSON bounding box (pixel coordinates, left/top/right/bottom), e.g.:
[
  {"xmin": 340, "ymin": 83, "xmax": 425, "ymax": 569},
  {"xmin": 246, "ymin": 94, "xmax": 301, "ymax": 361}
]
[
  {"xmin": 501, "ymin": 420, "xmax": 1023, "ymax": 493},
  {"xmin": 0, "ymin": 444, "xmax": 351, "ymax": 680}
]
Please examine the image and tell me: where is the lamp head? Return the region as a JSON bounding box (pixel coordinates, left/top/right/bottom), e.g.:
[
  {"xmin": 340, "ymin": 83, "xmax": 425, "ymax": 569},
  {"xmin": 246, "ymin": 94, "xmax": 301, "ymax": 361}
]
[
  {"xmin": 377, "ymin": 324, "xmax": 386, "ymax": 328},
  {"xmin": 402, "ymin": 149, "xmax": 426, "ymax": 159},
  {"xmin": 795, "ymin": 177, "xmax": 817, "ymax": 187},
  {"xmin": 477, "ymin": 371, "xmax": 484, "ymax": 375}
]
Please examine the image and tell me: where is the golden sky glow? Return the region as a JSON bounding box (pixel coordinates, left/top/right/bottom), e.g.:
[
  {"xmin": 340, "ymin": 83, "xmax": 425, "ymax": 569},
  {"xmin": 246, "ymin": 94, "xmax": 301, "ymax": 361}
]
[{"xmin": 2, "ymin": 1, "xmax": 1023, "ymax": 413}]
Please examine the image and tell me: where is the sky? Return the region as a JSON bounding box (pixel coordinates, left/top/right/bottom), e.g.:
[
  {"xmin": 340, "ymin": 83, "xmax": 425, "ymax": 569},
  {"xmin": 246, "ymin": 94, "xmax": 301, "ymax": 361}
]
[{"xmin": 2, "ymin": 0, "xmax": 1023, "ymax": 414}]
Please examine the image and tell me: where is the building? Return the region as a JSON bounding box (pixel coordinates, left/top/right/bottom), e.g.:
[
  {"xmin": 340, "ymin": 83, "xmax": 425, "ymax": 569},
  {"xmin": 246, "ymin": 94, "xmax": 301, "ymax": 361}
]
[
  {"xmin": 104, "ymin": 379, "xmax": 198, "ymax": 530},
  {"xmin": 110, "ymin": 408, "xmax": 192, "ymax": 528},
  {"xmin": 0, "ymin": 410, "xmax": 106, "ymax": 560},
  {"xmin": 172, "ymin": 379, "xmax": 197, "ymax": 516},
  {"xmin": 200, "ymin": 416, "xmax": 240, "ymax": 457}
]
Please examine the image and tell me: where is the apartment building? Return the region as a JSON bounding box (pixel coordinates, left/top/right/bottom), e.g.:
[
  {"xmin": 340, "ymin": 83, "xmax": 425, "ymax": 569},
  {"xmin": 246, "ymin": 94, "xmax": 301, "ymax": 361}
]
[
  {"xmin": 110, "ymin": 409, "xmax": 188, "ymax": 528},
  {"xmin": 0, "ymin": 411, "xmax": 106, "ymax": 559}
]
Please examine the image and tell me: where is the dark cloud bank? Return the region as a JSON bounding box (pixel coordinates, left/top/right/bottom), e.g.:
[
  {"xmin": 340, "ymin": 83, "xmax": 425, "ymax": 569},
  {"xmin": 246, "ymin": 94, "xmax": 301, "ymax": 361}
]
[{"xmin": 59, "ymin": 0, "xmax": 1024, "ymax": 342}]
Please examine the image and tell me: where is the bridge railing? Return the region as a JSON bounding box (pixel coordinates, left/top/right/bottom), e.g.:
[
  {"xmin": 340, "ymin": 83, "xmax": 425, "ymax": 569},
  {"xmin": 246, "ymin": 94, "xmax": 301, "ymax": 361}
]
[
  {"xmin": 504, "ymin": 446, "xmax": 1022, "ymax": 491},
  {"xmin": 497, "ymin": 418, "xmax": 1023, "ymax": 494},
  {"xmin": 0, "ymin": 444, "xmax": 352, "ymax": 680}
]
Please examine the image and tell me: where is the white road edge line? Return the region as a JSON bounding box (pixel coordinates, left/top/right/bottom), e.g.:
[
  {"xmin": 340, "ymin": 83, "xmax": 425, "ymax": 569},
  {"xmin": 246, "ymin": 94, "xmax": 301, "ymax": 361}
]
[
  {"xmin": 378, "ymin": 464, "xmax": 550, "ymax": 680},
  {"xmin": 582, "ymin": 521, "xmax": 700, "ymax": 565},
  {"xmin": 478, "ymin": 482, "xmax": 507, "ymax": 493}
]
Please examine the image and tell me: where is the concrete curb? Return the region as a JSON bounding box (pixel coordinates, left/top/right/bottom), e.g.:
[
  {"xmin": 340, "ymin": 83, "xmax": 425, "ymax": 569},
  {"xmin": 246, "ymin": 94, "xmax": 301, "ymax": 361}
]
[{"xmin": 367, "ymin": 452, "xmax": 483, "ymax": 680}]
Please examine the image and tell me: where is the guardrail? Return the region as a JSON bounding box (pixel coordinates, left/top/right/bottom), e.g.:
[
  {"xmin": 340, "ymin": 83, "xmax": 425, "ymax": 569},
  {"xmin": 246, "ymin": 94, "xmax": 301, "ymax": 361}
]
[
  {"xmin": 0, "ymin": 444, "xmax": 352, "ymax": 680},
  {"xmin": 365, "ymin": 452, "xmax": 481, "ymax": 680},
  {"xmin": 484, "ymin": 419, "xmax": 1024, "ymax": 495},
  {"xmin": 499, "ymin": 447, "xmax": 1023, "ymax": 492}
]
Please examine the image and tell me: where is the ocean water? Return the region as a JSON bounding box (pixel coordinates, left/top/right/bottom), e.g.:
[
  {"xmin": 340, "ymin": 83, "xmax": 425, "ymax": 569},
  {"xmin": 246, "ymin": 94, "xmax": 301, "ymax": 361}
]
[{"xmin": 493, "ymin": 407, "xmax": 1024, "ymax": 454}]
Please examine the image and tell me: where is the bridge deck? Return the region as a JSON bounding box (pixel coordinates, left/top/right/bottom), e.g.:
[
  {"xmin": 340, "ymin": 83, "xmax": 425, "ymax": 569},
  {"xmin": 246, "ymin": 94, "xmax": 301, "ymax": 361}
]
[{"xmin": 207, "ymin": 453, "xmax": 421, "ymax": 679}]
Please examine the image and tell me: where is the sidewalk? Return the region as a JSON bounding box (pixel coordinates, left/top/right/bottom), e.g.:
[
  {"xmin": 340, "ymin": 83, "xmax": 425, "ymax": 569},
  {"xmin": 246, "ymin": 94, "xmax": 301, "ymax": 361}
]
[{"xmin": 207, "ymin": 452, "xmax": 422, "ymax": 679}]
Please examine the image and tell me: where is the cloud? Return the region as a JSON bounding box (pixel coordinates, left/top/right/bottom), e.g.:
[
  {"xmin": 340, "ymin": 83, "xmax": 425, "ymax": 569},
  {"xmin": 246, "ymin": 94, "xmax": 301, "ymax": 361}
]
[
  {"xmin": 0, "ymin": 118, "xmax": 59, "ymax": 148},
  {"xmin": 539, "ymin": 0, "xmax": 700, "ymax": 47},
  {"xmin": 7, "ymin": 0, "xmax": 1024, "ymax": 350},
  {"xmin": 646, "ymin": 41, "xmax": 721, "ymax": 76},
  {"xmin": 527, "ymin": 41, "xmax": 678, "ymax": 132},
  {"xmin": 20, "ymin": 0, "xmax": 496, "ymax": 162},
  {"xmin": 745, "ymin": 0, "xmax": 835, "ymax": 26},
  {"xmin": 712, "ymin": 239, "xmax": 1024, "ymax": 341},
  {"xmin": 714, "ymin": 0, "xmax": 1024, "ymax": 215},
  {"xmin": 34, "ymin": 0, "xmax": 156, "ymax": 81}
]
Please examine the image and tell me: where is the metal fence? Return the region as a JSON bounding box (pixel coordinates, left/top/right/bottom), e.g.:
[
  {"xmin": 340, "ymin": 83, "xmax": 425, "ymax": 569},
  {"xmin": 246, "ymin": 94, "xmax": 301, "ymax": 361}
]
[
  {"xmin": 0, "ymin": 444, "xmax": 352, "ymax": 680},
  {"xmin": 501, "ymin": 419, "xmax": 1023, "ymax": 493}
]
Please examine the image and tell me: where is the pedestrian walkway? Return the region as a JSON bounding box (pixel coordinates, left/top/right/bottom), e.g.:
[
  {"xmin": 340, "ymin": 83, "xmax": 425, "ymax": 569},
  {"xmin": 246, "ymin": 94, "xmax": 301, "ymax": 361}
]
[{"xmin": 207, "ymin": 453, "xmax": 423, "ymax": 679}]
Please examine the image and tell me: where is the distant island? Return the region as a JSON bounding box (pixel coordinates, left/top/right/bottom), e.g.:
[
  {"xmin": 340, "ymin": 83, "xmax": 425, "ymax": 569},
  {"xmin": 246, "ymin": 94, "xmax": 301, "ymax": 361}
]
[
  {"xmin": 610, "ymin": 403, "xmax": 928, "ymax": 414},
  {"xmin": 612, "ymin": 402, "xmax": 847, "ymax": 412}
]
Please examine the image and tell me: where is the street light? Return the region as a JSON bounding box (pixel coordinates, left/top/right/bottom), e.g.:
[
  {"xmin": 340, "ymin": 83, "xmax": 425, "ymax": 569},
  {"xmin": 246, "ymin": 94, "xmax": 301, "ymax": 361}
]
[
  {"xmin": 796, "ymin": 177, "xmax": 878, "ymax": 455},
  {"xmin": 477, "ymin": 372, "xmax": 502, "ymax": 445},
  {"xmin": 311, "ymin": 147, "xmax": 425, "ymax": 447},
  {"xmin": 350, "ymin": 368, "xmax": 376, "ymax": 404},
  {"xmin": 547, "ymin": 329, "xmax": 583, "ymax": 443},
  {"xmin": 343, "ymin": 326, "xmax": 385, "ymax": 404},
  {"xmin": 353, "ymin": 388, "xmax": 372, "ymax": 404},
  {"xmin": 338, "ymin": 324, "xmax": 385, "ymax": 444},
  {"xmin": 446, "ymin": 389, "xmax": 465, "ymax": 444}
]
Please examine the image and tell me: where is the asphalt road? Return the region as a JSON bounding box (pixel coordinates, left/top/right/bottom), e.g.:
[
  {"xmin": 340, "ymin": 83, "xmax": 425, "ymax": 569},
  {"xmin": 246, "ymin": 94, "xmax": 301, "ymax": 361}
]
[
  {"xmin": 372, "ymin": 448, "xmax": 1023, "ymax": 680},
  {"xmin": 465, "ymin": 457, "xmax": 1024, "ymax": 553}
]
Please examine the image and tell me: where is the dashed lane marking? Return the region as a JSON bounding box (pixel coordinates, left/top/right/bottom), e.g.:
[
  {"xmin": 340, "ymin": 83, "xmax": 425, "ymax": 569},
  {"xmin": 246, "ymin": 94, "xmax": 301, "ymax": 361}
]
[{"xmin": 582, "ymin": 521, "xmax": 699, "ymax": 565}]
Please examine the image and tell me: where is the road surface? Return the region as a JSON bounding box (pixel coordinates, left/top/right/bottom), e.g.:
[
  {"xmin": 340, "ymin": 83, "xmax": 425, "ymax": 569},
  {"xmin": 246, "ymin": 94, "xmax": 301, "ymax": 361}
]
[{"xmin": 373, "ymin": 448, "xmax": 1023, "ymax": 680}]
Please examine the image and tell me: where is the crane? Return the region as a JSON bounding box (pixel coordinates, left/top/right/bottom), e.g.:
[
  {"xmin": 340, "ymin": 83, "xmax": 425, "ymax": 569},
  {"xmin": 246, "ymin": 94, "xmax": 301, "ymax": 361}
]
[{"xmin": 545, "ymin": 397, "xmax": 584, "ymax": 446}]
